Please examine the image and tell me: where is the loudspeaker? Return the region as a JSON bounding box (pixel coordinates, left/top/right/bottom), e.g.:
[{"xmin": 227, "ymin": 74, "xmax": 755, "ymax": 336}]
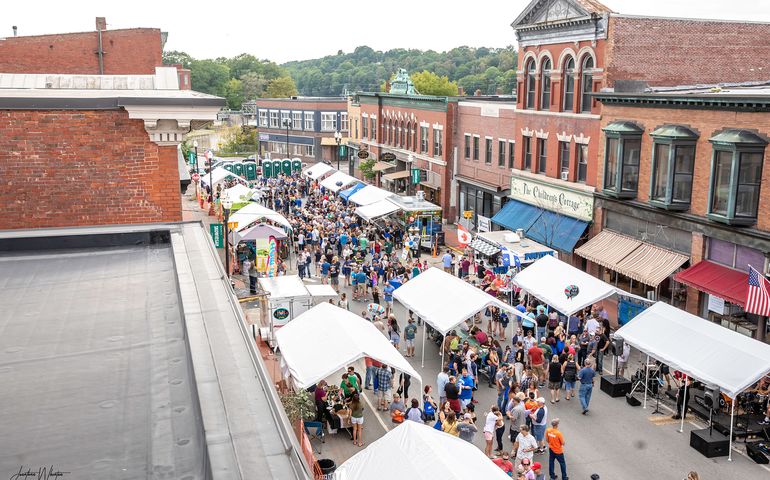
[
  {"xmin": 625, "ymin": 393, "xmax": 641, "ymax": 406},
  {"xmin": 600, "ymin": 374, "xmax": 632, "ymax": 397},
  {"xmin": 690, "ymin": 428, "xmax": 729, "ymax": 458},
  {"xmin": 703, "ymin": 385, "xmax": 720, "ymax": 410},
  {"xmin": 746, "ymin": 442, "xmax": 770, "ymax": 464},
  {"xmin": 613, "ymin": 336, "xmax": 624, "ymax": 356}
]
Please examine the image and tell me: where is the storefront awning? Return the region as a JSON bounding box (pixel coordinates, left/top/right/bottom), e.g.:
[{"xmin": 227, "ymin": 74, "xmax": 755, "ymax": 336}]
[
  {"xmin": 373, "ymin": 161, "xmax": 396, "ymax": 172},
  {"xmin": 575, "ymin": 230, "xmax": 642, "ymax": 270},
  {"xmin": 490, "ymin": 200, "xmax": 588, "ymax": 253},
  {"xmin": 576, "ymin": 229, "xmax": 688, "ymax": 287},
  {"xmin": 490, "ymin": 200, "xmax": 542, "ymax": 232},
  {"xmin": 674, "ymin": 260, "xmax": 748, "ymax": 307},
  {"xmin": 382, "ymin": 170, "xmax": 410, "ymax": 181},
  {"xmin": 469, "ymin": 237, "xmax": 501, "ymax": 257}
]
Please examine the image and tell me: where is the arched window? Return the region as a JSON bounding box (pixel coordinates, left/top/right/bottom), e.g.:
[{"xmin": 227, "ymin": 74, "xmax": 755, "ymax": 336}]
[
  {"xmin": 540, "ymin": 58, "xmax": 551, "ymax": 110},
  {"xmin": 406, "ymin": 122, "xmax": 412, "ymax": 150},
  {"xmin": 400, "ymin": 121, "xmax": 405, "ymax": 147},
  {"xmin": 387, "ymin": 119, "xmax": 392, "ymax": 144},
  {"xmin": 525, "ymin": 58, "xmax": 536, "ymax": 110},
  {"xmin": 412, "ymin": 125, "xmax": 417, "ymax": 151},
  {"xmin": 563, "ymin": 57, "xmax": 575, "ymax": 112},
  {"xmin": 580, "ymin": 56, "xmax": 594, "ymax": 113}
]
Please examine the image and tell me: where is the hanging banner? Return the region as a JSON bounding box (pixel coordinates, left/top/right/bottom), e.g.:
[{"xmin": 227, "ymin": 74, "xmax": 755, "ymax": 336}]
[
  {"xmin": 267, "ymin": 236, "xmax": 278, "ymax": 277},
  {"xmin": 209, "ymin": 223, "xmax": 224, "ymax": 248}
]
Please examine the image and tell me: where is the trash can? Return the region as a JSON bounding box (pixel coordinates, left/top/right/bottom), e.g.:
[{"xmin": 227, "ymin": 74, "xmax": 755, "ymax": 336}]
[{"xmin": 318, "ymin": 459, "xmax": 336, "ymax": 478}]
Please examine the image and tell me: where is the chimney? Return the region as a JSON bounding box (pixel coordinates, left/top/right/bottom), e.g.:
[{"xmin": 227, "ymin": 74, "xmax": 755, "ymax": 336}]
[
  {"xmin": 495, "ymin": 87, "xmax": 502, "ymax": 95},
  {"xmin": 171, "ymin": 64, "xmax": 192, "ymax": 90},
  {"xmin": 385, "ymin": 80, "xmax": 391, "ymax": 93},
  {"xmin": 95, "ymin": 17, "xmax": 106, "ymax": 31},
  {"xmin": 474, "ymin": 89, "xmax": 482, "ymax": 96},
  {"xmin": 457, "ymin": 86, "xmax": 464, "ymax": 96},
  {"xmin": 12, "ymin": 26, "xmax": 17, "ymax": 37}
]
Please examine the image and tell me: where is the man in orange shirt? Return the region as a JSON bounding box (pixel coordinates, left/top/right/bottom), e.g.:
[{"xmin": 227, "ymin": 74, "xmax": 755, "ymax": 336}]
[{"xmin": 545, "ymin": 418, "xmax": 567, "ymax": 480}]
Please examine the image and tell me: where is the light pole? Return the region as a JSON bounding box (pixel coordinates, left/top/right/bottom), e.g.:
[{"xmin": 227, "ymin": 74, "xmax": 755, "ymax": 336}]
[
  {"xmin": 193, "ymin": 140, "xmax": 200, "ymax": 204},
  {"xmin": 208, "ymin": 150, "xmax": 215, "ymax": 215},
  {"xmin": 283, "ymin": 118, "xmax": 292, "ymax": 158},
  {"xmin": 334, "ymin": 130, "xmax": 342, "ymax": 170},
  {"xmin": 222, "ymin": 192, "xmax": 233, "ymax": 282}
]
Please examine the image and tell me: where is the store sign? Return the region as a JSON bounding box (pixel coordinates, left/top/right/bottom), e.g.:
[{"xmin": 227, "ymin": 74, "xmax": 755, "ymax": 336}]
[
  {"xmin": 259, "ymin": 133, "xmax": 270, "ymax": 141},
  {"xmin": 381, "ymin": 152, "xmax": 396, "ymax": 161},
  {"xmin": 358, "ymin": 150, "xmax": 370, "ymax": 159},
  {"xmin": 477, "ymin": 215, "xmax": 491, "ymax": 233},
  {"xmin": 209, "ymin": 223, "xmax": 224, "ymax": 248},
  {"xmin": 708, "ymin": 294, "xmax": 726, "ymax": 315},
  {"xmin": 510, "ymin": 175, "xmax": 594, "ymax": 222},
  {"xmin": 462, "ymin": 210, "xmax": 474, "ymax": 219},
  {"xmin": 411, "ymin": 168, "xmax": 421, "ymax": 185},
  {"xmin": 273, "ymin": 308, "xmax": 290, "ymax": 320}
]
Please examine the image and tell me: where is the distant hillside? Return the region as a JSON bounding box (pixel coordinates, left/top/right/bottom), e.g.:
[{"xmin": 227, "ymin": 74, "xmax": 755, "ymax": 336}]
[{"xmin": 283, "ymin": 45, "xmax": 518, "ymax": 96}]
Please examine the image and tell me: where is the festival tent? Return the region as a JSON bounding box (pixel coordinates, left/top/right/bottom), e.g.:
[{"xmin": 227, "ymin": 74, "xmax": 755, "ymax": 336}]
[
  {"xmin": 335, "ymin": 421, "xmax": 510, "ymax": 480},
  {"xmin": 338, "ymin": 182, "xmax": 366, "ymax": 201},
  {"xmin": 512, "ymin": 254, "xmax": 617, "ymax": 316},
  {"xmin": 349, "ymin": 185, "xmax": 394, "ymax": 206},
  {"xmin": 393, "ymin": 267, "xmax": 528, "ymax": 367},
  {"xmin": 320, "ymin": 171, "xmax": 357, "ymax": 192},
  {"xmin": 615, "ymin": 301, "xmax": 770, "ymax": 460},
  {"xmin": 201, "ymin": 166, "xmax": 246, "ymax": 187},
  {"xmin": 354, "ymin": 199, "xmax": 400, "ymax": 222},
  {"xmin": 303, "ymin": 162, "xmax": 334, "ymax": 180},
  {"xmin": 230, "ymin": 223, "xmax": 288, "ymax": 243},
  {"xmin": 305, "ymin": 284, "xmax": 339, "ymax": 305},
  {"xmin": 223, "ymin": 183, "xmax": 256, "ymax": 203},
  {"xmin": 229, "ymin": 203, "xmax": 292, "ymax": 231},
  {"xmin": 274, "ymin": 302, "xmax": 421, "ymax": 389}
]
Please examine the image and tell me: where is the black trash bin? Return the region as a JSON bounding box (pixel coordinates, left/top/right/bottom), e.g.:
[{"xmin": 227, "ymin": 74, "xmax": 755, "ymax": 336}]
[{"xmin": 318, "ymin": 458, "xmax": 336, "ymax": 478}]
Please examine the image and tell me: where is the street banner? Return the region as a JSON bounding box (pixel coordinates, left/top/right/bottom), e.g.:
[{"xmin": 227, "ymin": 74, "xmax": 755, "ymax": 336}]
[
  {"xmin": 267, "ymin": 236, "xmax": 278, "ymax": 277},
  {"xmin": 209, "ymin": 223, "xmax": 224, "ymax": 248},
  {"xmin": 457, "ymin": 224, "xmax": 471, "ymax": 248}
]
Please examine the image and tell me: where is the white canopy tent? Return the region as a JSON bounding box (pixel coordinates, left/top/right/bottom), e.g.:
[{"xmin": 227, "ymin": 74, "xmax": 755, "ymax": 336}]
[
  {"xmin": 512, "ymin": 254, "xmax": 618, "ymax": 316},
  {"xmin": 320, "ymin": 171, "xmax": 357, "ymax": 192},
  {"xmin": 305, "ymin": 284, "xmax": 339, "ymax": 305},
  {"xmin": 274, "ymin": 302, "xmax": 421, "ymax": 389},
  {"xmin": 230, "ymin": 202, "xmax": 292, "ymax": 231},
  {"xmin": 335, "ymin": 421, "xmax": 510, "ymax": 480},
  {"xmin": 201, "ymin": 166, "xmax": 246, "ymax": 187},
  {"xmin": 393, "ymin": 267, "xmax": 528, "ymax": 367},
  {"xmin": 349, "ymin": 185, "xmax": 394, "ymax": 206},
  {"xmin": 355, "ymin": 199, "xmax": 400, "ymax": 222},
  {"xmin": 616, "ymin": 301, "xmax": 770, "ymax": 461},
  {"xmin": 222, "ymin": 183, "xmax": 256, "ymax": 202},
  {"xmin": 303, "ymin": 162, "xmax": 335, "ymax": 180}
]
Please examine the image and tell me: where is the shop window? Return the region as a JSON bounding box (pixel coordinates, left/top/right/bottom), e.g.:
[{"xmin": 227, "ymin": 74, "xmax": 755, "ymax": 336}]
[
  {"xmin": 649, "ymin": 125, "xmax": 698, "ymax": 210},
  {"xmin": 580, "ymin": 56, "xmax": 594, "ymax": 113},
  {"xmin": 563, "ymin": 57, "xmax": 575, "ymax": 112},
  {"xmin": 707, "ymin": 129, "xmax": 767, "ymax": 226},
  {"xmin": 602, "ymin": 121, "xmax": 643, "ymax": 198},
  {"xmin": 540, "ymin": 58, "xmax": 551, "ymax": 111},
  {"xmin": 525, "ymin": 58, "xmax": 536, "ymax": 110}
]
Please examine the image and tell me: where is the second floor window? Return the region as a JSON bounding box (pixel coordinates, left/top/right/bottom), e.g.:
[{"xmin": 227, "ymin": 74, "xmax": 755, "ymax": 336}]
[
  {"xmin": 362, "ymin": 118, "xmax": 368, "ymax": 138},
  {"xmin": 537, "ymin": 138, "xmax": 547, "ymax": 173},
  {"xmin": 269, "ymin": 111, "xmax": 279, "ymax": 128},
  {"xmin": 577, "ymin": 144, "xmax": 588, "ymax": 183},
  {"xmin": 498, "ymin": 140, "xmax": 506, "ymax": 167},
  {"xmin": 602, "ymin": 121, "xmax": 643, "ymax": 197},
  {"xmin": 525, "ymin": 59, "xmax": 536, "ymax": 110},
  {"xmin": 649, "ymin": 125, "xmax": 698, "ymax": 210},
  {"xmin": 559, "ymin": 141, "xmax": 570, "ymax": 179},
  {"xmin": 465, "ymin": 134, "xmax": 471, "ymax": 159},
  {"xmin": 370, "ymin": 118, "xmax": 376, "ymax": 141},
  {"xmin": 434, "ymin": 129, "xmax": 443, "ymax": 157},
  {"xmin": 524, "ymin": 136, "xmax": 532, "ymax": 170},
  {"xmin": 304, "ymin": 112, "xmax": 314, "ymax": 130},
  {"xmin": 321, "ymin": 112, "xmax": 337, "ymax": 131},
  {"xmin": 508, "ymin": 141, "xmax": 515, "ymax": 168},
  {"xmin": 292, "ymin": 111, "xmax": 302, "ymax": 130},
  {"xmin": 473, "ymin": 136, "xmax": 479, "ymax": 160},
  {"xmin": 540, "ymin": 58, "xmax": 551, "ymax": 110},
  {"xmin": 258, "ymin": 110, "xmax": 268, "ymax": 127},
  {"xmin": 420, "ymin": 126, "xmax": 429, "ymax": 153},
  {"xmin": 340, "ymin": 113, "xmax": 348, "ymax": 132}
]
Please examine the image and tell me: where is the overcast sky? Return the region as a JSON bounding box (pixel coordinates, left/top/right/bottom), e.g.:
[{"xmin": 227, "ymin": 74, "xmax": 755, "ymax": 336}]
[{"xmin": 4, "ymin": 0, "xmax": 769, "ymax": 63}]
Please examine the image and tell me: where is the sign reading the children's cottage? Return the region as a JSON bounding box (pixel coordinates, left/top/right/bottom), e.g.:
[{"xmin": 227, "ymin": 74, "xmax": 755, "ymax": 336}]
[{"xmin": 510, "ymin": 174, "xmax": 594, "ymax": 222}]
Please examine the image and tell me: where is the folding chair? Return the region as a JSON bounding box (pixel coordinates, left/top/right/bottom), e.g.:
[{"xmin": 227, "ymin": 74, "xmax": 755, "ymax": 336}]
[{"xmin": 304, "ymin": 421, "xmax": 325, "ymax": 454}]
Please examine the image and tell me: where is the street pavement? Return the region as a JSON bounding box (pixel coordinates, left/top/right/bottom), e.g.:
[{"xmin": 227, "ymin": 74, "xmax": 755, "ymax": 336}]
[{"xmin": 181, "ymin": 190, "xmax": 769, "ymax": 478}]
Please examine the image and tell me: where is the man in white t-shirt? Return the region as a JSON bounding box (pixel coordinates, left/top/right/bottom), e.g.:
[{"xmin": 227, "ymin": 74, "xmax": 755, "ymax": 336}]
[
  {"xmin": 585, "ymin": 315, "xmax": 601, "ymax": 336},
  {"xmin": 513, "ymin": 424, "xmax": 538, "ymax": 469}
]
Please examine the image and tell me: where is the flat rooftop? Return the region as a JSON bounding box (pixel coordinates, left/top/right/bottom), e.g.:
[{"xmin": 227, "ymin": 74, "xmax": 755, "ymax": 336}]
[{"xmin": 0, "ymin": 223, "xmax": 308, "ymax": 480}]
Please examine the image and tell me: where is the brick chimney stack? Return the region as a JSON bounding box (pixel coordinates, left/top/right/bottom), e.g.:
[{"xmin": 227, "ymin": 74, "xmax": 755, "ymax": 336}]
[{"xmin": 458, "ymin": 86, "xmax": 464, "ymax": 96}]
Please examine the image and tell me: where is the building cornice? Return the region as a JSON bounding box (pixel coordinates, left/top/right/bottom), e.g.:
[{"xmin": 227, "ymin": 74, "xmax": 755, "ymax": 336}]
[{"xmin": 594, "ymin": 92, "xmax": 770, "ymax": 112}]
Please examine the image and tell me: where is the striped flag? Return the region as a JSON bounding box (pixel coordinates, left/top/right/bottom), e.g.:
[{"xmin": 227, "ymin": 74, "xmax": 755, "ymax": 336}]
[{"xmin": 746, "ymin": 265, "xmax": 770, "ymax": 316}]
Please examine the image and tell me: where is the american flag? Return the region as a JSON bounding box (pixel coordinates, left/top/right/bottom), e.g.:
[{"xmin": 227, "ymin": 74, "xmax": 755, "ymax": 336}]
[{"xmin": 746, "ymin": 266, "xmax": 770, "ymax": 316}]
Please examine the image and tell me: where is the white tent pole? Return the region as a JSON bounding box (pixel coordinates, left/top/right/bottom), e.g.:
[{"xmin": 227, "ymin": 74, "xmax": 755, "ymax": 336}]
[
  {"xmin": 679, "ymin": 375, "xmax": 688, "ymax": 433},
  {"xmin": 642, "ymin": 355, "xmax": 650, "ymax": 409},
  {"xmin": 728, "ymin": 397, "xmax": 735, "ymax": 462},
  {"xmin": 421, "ymin": 322, "xmax": 426, "ymax": 368}
]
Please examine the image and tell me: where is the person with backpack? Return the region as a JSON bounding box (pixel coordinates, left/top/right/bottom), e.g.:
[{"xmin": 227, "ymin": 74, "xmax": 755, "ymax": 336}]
[
  {"xmin": 562, "ymin": 354, "xmax": 578, "ymax": 401},
  {"xmin": 405, "ymin": 398, "xmax": 426, "ymax": 423}
]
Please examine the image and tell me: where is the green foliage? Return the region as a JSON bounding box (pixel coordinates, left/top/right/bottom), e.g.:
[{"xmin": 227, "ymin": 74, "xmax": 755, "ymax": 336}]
[
  {"xmin": 284, "ymin": 45, "xmax": 517, "ymax": 96},
  {"xmin": 411, "ymin": 70, "xmax": 459, "ymax": 96},
  {"xmin": 280, "ymin": 388, "xmax": 316, "ymax": 422},
  {"xmin": 189, "ymin": 59, "xmax": 231, "ymax": 97},
  {"xmin": 162, "ymin": 50, "xmax": 193, "ymax": 68},
  {"xmin": 359, "ymin": 157, "xmax": 377, "ymax": 180},
  {"xmin": 220, "ymin": 126, "xmax": 257, "ymax": 153},
  {"xmin": 263, "ymin": 76, "xmax": 298, "ymax": 98}
]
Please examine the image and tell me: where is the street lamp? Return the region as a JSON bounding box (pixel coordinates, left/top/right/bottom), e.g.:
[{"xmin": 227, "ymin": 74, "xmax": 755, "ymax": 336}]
[
  {"xmin": 283, "ymin": 118, "xmax": 292, "ymax": 158},
  {"xmin": 334, "ymin": 130, "xmax": 342, "ymax": 170},
  {"xmin": 222, "ymin": 192, "xmax": 233, "ymax": 282},
  {"xmin": 193, "ymin": 140, "xmax": 199, "ymax": 176}
]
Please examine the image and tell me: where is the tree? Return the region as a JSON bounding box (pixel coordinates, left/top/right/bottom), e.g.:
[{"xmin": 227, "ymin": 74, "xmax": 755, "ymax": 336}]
[
  {"xmin": 411, "ymin": 70, "xmax": 459, "ymax": 96},
  {"xmin": 223, "ymin": 78, "xmax": 244, "ymax": 109},
  {"xmin": 163, "ymin": 50, "xmax": 192, "ymax": 68},
  {"xmin": 190, "ymin": 59, "xmax": 230, "ymax": 97},
  {"xmin": 263, "ymin": 76, "xmax": 298, "ymax": 98},
  {"xmin": 359, "ymin": 158, "xmax": 377, "ymax": 180},
  {"xmin": 240, "ymin": 72, "xmax": 269, "ymax": 101}
]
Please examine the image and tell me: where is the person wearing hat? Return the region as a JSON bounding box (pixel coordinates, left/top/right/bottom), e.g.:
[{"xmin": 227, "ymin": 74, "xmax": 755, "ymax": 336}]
[
  {"xmin": 492, "ymin": 451, "xmax": 514, "ymax": 476},
  {"xmin": 545, "ymin": 419, "xmax": 567, "ymax": 480},
  {"xmin": 529, "ymin": 397, "xmax": 548, "ymax": 454},
  {"xmin": 457, "ymin": 412, "xmax": 478, "ymax": 443},
  {"xmin": 531, "ymin": 461, "xmax": 545, "ymax": 480}
]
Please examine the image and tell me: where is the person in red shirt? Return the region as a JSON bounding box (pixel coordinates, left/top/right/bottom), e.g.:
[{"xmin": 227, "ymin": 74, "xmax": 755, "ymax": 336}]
[
  {"xmin": 492, "ymin": 451, "xmax": 514, "ymax": 475},
  {"xmin": 528, "ymin": 344, "xmax": 545, "ymax": 384}
]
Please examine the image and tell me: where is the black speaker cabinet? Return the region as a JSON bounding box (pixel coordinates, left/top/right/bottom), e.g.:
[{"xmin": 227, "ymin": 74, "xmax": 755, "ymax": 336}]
[
  {"xmin": 690, "ymin": 428, "xmax": 729, "ymax": 458},
  {"xmin": 600, "ymin": 375, "xmax": 632, "ymax": 398},
  {"xmin": 625, "ymin": 393, "xmax": 641, "ymax": 406},
  {"xmin": 746, "ymin": 442, "xmax": 770, "ymax": 464}
]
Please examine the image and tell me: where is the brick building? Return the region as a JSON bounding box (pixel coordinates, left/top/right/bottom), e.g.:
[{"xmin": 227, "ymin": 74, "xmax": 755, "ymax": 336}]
[
  {"xmin": 0, "ymin": 18, "xmax": 165, "ymax": 76},
  {"xmin": 356, "ymin": 92, "xmax": 457, "ymax": 219},
  {"xmin": 0, "ymin": 68, "xmax": 223, "ymax": 230},
  {"xmin": 577, "ymin": 85, "xmax": 770, "ymax": 340},
  {"xmin": 496, "ymin": 0, "xmax": 770, "ymax": 266},
  {"xmin": 455, "ymin": 98, "xmax": 517, "ymax": 229},
  {"xmin": 252, "ymin": 97, "xmax": 348, "ymax": 165}
]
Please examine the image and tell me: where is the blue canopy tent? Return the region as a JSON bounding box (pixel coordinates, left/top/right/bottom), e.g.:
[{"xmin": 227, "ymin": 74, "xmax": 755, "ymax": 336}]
[{"xmin": 339, "ymin": 182, "xmax": 366, "ymax": 201}]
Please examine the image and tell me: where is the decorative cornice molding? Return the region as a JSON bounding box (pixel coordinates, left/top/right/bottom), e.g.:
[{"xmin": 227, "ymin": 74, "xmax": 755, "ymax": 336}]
[
  {"xmin": 521, "ymin": 127, "xmax": 534, "ymax": 137},
  {"xmin": 124, "ymin": 104, "xmax": 220, "ymax": 146},
  {"xmin": 535, "ymin": 129, "xmax": 549, "ymax": 139}
]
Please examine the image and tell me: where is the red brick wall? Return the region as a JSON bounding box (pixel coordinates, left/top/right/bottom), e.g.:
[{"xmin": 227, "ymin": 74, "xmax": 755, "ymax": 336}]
[
  {"xmin": 597, "ymin": 104, "xmax": 770, "ymax": 231},
  {"xmin": 456, "ymin": 102, "xmax": 517, "ymax": 190},
  {"xmin": 606, "ymin": 16, "xmax": 770, "ymax": 87},
  {"xmin": 0, "ymin": 28, "xmax": 162, "ymax": 75},
  {"xmin": 0, "ymin": 109, "xmax": 181, "ymax": 229}
]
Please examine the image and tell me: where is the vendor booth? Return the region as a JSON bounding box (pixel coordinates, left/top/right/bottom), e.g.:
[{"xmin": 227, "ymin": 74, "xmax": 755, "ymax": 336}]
[
  {"xmin": 339, "ymin": 182, "xmax": 365, "ymax": 201},
  {"xmin": 335, "ymin": 421, "xmax": 510, "ymax": 480},
  {"xmin": 616, "ymin": 302, "xmax": 770, "ymax": 461},
  {"xmin": 201, "ymin": 166, "xmax": 246, "ymax": 188},
  {"xmin": 229, "ymin": 203, "xmax": 292, "ymax": 231},
  {"xmin": 303, "ymin": 162, "xmax": 334, "ymax": 180},
  {"xmin": 274, "ymin": 302, "xmax": 421, "ymax": 389},
  {"xmin": 230, "ymin": 223, "xmax": 288, "ymax": 244},
  {"xmin": 349, "ymin": 185, "xmax": 394, "ymax": 206},
  {"xmin": 305, "ymin": 284, "xmax": 339, "ymax": 305},
  {"xmin": 259, "ymin": 276, "xmax": 312, "ymax": 333},
  {"xmin": 476, "ymin": 230, "xmax": 556, "ymax": 265},
  {"xmin": 386, "ymin": 194, "xmax": 443, "ymax": 251},
  {"xmin": 320, "ymin": 171, "xmax": 357, "ymax": 193},
  {"xmin": 354, "ymin": 199, "xmax": 400, "ymax": 223},
  {"xmin": 393, "ymin": 267, "xmax": 528, "ymax": 367}
]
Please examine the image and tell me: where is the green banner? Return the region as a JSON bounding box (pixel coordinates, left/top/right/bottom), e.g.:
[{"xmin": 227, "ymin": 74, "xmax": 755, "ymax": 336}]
[
  {"xmin": 188, "ymin": 151, "xmax": 196, "ymax": 165},
  {"xmin": 411, "ymin": 168, "xmax": 421, "ymax": 185},
  {"xmin": 209, "ymin": 223, "xmax": 224, "ymax": 248},
  {"xmin": 339, "ymin": 145, "xmax": 348, "ymax": 157}
]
